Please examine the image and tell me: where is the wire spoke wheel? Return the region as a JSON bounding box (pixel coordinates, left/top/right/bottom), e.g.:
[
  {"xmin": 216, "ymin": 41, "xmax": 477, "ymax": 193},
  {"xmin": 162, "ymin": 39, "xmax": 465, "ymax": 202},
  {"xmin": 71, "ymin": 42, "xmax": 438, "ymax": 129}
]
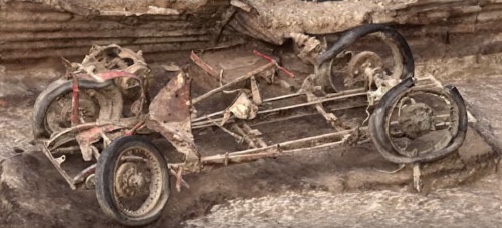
[
  {"xmin": 114, "ymin": 149, "xmax": 163, "ymax": 217},
  {"xmin": 96, "ymin": 136, "xmax": 169, "ymax": 226},
  {"xmin": 45, "ymin": 91, "xmax": 100, "ymax": 133},
  {"xmin": 368, "ymin": 78, "xmax": 468, "ymax": 164},
  {"xmin": 32, "ymin": 79, "xmax": 123, "ymax": 139},
  {"xmin": 384, "ymin": 87, "xmax": 460, "ymax": 157},
  {"xmin": 316, "ymin": 24, "xmax": 415, "ymax": 93}
]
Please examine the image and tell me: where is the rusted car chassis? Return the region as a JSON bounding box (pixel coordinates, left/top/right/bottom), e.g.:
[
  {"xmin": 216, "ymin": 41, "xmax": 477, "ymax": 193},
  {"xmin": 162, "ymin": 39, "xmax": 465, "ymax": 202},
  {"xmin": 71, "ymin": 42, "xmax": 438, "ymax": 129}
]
[{"xmin": 33, "ymin": 24, "xmax": 468, "ymax": 226}]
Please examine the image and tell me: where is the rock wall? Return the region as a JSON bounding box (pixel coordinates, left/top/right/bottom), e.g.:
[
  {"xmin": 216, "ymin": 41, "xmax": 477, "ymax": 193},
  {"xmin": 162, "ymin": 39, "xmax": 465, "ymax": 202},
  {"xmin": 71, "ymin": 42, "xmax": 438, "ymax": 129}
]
[
  {"xmin": 0, "ymin": 0, "xmax": 243, "ymax": 63},
  {"xmin": 230, "ymin": 0, "xmax": 502, "ymax": 43},
  {"xmin": 1, "ymin": 0, "xmax": 502, "ymax": 64}
]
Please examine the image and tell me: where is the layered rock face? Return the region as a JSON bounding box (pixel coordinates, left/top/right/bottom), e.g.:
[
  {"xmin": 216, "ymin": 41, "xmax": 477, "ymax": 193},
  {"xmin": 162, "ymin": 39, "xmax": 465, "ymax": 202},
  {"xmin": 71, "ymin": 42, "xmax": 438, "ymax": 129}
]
[
  {"xmin": 0, "ymin": 0, "xmax": 242, "ymax": 63},
  {"xmin": 1, "ymin": 0, "xmax": 502, "ymax": 64}
]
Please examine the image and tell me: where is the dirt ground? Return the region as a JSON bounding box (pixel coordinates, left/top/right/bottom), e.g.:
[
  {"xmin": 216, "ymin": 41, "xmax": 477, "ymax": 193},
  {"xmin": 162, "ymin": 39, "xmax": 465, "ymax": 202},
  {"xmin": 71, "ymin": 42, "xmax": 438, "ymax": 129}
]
[{"xmin": 0, "ymin": 38, "xmax": 501, "ymax": 228}]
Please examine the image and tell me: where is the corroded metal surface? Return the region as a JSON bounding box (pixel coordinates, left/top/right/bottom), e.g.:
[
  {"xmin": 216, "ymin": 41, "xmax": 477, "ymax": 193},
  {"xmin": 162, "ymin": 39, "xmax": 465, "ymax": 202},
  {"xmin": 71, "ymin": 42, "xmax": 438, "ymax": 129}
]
[{"xmin": 146, "ymin": 70, "xmax": 201, "ymax": 172}]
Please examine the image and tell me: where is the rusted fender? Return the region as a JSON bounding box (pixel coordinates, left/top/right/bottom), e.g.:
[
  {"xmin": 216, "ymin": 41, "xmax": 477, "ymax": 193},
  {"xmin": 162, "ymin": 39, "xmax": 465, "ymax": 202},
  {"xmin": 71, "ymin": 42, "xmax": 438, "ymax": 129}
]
[{"xmin": 146, "ymin": 70, "xmax": 201, "ymax": 171}]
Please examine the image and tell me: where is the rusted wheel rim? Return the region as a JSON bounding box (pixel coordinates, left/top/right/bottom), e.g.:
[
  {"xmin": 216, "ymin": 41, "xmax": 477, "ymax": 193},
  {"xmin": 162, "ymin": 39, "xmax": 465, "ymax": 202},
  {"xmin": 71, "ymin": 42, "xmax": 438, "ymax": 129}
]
[
  {"xmin": 383, "ymin": 87, "xmax": 461, "ymax": 157},
  {"xmin": 113, "ymin": 147, "xmax": 164, "ymax": 218},
  {"xmin": 346, "ymin": 51, "xmax": 384, "ymax": 88},
  {"xmin": 45, "ymin": 92, "xmax": 99, "ymax": 133}
]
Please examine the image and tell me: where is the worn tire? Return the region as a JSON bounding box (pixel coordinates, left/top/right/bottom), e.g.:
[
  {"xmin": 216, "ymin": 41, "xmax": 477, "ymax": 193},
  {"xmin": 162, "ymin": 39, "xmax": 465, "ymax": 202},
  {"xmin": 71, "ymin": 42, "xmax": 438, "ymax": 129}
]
[
  {"xmin": 317, "ymin": 24, "xmax": 415, "ymax": 79},
  {"xmin": 32, "ymin": 79, "xmax": 121, "ymax": 139},
  {"xmin": 368, "ymin": 77, "xmax": 468, "ymax": 164},
  {"xmin": 95, "ymin": 135, "xmax": 170, "ymax": 227}
]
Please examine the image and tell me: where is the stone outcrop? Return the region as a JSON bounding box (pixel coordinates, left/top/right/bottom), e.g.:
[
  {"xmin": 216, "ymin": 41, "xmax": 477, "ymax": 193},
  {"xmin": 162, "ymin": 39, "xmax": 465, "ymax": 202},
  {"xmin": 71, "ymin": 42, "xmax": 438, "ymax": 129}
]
[
  {"xmin": 0, "ymin": 0, "xmax": 242, "ymax": 62},
  {"xmin": 231, "ymin": 0, "xmax": 502, "ymax": 44},
  {"xmin": 2, "ymin": 0, "xmax": 502, "ymax": 64}
]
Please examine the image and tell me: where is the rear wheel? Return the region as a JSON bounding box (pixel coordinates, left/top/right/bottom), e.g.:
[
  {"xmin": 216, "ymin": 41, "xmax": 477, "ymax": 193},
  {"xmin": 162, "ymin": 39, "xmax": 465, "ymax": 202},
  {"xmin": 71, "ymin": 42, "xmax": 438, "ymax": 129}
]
[
  {"xmin": 32, "ymin": 79, "xmax": 123, "ymax": 139},
  {"xmin": 316, "ymin": 24, "xmax": 415, "ymax": 92},
  {"xmin": 95, "ymin": 136, "xmax": 170, "ymax": 226}
]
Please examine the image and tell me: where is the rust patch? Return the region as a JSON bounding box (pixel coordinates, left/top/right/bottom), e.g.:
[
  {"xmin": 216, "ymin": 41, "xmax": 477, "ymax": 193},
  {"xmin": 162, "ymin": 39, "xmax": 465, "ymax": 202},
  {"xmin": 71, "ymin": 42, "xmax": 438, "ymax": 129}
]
[
  {"xmin": 146, "ymin": 70, "xmax": 201, "ymax": 171},
  {"xmin": 148, "ymin": 71, "xmax": 191, "ymax": 123},
  {"xmin": 75, "ymin": 125, "xmax": 123, "ymax": 161}
]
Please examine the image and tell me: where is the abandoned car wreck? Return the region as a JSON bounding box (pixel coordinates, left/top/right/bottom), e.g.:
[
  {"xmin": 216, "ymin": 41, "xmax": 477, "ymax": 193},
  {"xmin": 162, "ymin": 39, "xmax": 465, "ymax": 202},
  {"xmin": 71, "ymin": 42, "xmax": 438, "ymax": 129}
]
[{"xmin": 1, "ymin": 0, "xmax": 502, "ymax": 227}]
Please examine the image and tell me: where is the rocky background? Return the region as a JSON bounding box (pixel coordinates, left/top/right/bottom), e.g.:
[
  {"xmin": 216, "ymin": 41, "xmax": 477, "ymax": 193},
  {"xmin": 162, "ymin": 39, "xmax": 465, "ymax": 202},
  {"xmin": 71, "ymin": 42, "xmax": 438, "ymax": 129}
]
[{"xmin": 1, "ymin": 0, "xmax": 502, "ymax": 63}]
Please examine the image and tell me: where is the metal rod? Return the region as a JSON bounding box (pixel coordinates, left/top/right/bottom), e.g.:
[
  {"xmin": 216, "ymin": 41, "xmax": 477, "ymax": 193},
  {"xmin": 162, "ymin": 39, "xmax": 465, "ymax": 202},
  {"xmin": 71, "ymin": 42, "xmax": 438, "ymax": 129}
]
[
  {"xmin": 193, "ymin": 102, "xmax": 367, "ymax": 129},
  {"xmin": 201, "ymin": 127, "xmax": 361, "ymax": 160},
  {"xmin": 260, "ymin": 92, "xmax": 367, "ymax": 114},
  {"xmin": 42, "ymin": 144, "xmax": 77, "ymax": 190},
  {"xmin": 71, "ymin": 73, "xmax": 80, "ymax": 125},
  {"xmin": 261, "ymin": 92, "xmax": 303, "ymax": 103},
  {"xmin": 192, "ymin": 62, "xmax": 275, "ymax": 105},
  {"xmin": 202, "ymin": 140, "xmax": 346, "ymax": 165},
  {"xmin": 205, "ymin": 117, "xmax": 245, "ymax": 142},
  {"xmin": 191, "ymin": 92, "xmax": 304, "ymax": 123},
  {"xmin": 242, "ymin": 123, "xmax": 267, "ymax": 147},
  {"xmin": 192, "ymin": 87, "xmax": 367, "ymax": 123},
  {"xmin": 231, "ymin": 124, "xmax": 257, "ymax": 148},
  {"xmin": 192, "ymin": 91, "xmax": 367, "ymax": 128}
]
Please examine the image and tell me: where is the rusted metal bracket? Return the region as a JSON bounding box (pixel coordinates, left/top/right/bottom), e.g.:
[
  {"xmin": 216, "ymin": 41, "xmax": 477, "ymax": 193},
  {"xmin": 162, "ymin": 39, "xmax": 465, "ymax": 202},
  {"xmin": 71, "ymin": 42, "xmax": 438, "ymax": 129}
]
[
  {"xmin": 242, "ymin": 123, "xmax": 267, "ymax": 147},
  {"xmin": 231, "ymin": 123, "xmax": 267, "ymax": 149},
  {"xmin": 198, "ymin": 127, "xmax": 360, "ymax": 167},
  {"xmin": 306, "ymin": 92, "xmax": 348, "ymax": 131},
  {"xmin": 42, "ymin": 143, "xmax": 76, "ymax": 189},
  {"xmin": 250, "ymin": 76, "xmax": 262, "ymax": 105},
  {"xmin": 190, "ymin": 51, "xmax": 220, "ymax": 78},
  {"xmin": 253, "ymin": 50, "xmax": 295, "ymax": 78},
  {"xmin": 75, "ymin": 125, "xmax": 124, "ymax": 161},
  {"xmin": 192, "ymin": 62, "xmax": 275, "ymax": 105}
]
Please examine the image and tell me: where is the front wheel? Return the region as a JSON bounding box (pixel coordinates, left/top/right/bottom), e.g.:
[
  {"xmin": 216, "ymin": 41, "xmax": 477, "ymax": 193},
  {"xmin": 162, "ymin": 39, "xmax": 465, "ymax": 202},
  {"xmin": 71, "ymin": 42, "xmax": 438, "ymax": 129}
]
[
  {"xmin": 95, "ymin": 135, "xmax": 170, "ymax": 226},
  {"xmin": 368, "ymin": 77, "xmax": 468, "ymax": 164}
]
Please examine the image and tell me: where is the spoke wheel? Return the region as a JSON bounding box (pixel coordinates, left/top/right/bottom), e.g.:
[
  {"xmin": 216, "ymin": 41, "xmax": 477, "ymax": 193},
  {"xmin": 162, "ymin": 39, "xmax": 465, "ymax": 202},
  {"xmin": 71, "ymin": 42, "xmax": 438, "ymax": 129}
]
[
  {"xmin": 95, "ymin": 136, "xmax": 169, "ymax": 226},
  {"xmin": 45, "ymin": 92, "xmax": 99, "ymax": 133},
  {"xmin": 345, "ymin": 51, "xmax": 384, "ymax": 89},
  {"xmin": 384, "ymin": 88, "xmax": 460, "ymax": 158},
  {"xmin": 368, "ymin": 78, "xmax": 468, "ymax": 164},
  {"xmin": 33, "ymin": 79, "xmax": 123, "ymax": 139}
]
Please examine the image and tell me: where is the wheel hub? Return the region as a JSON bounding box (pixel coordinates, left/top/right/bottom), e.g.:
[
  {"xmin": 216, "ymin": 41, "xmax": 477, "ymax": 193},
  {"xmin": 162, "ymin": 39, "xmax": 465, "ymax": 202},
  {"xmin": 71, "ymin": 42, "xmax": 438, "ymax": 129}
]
[
  {"xmin": 398, "ymin": 101, "xmax": 435, "ymax": 139},
  {"xmin": 115, "ymin": 162, "xmax": 149, "ymax": 197},
  {"xmin": 346, "ymin": 51, "xmax": 384, "ymax": 88},
  {"xmin": 129, "ymin": 173, "xmax": 146, "ymax": 188},
  {"xmin": 48, "ymin": 93, "xmax": 99, "ymax": 131}
]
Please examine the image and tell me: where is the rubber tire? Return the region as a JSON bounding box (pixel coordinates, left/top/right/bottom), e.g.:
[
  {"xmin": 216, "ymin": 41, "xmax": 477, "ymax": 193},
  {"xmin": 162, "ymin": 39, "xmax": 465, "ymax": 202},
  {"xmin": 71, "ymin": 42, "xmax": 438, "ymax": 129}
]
[
  {"xmin": 317, "ymin": 24, "xmax": 415, "ymax": 79},
  {"xmin": 32, "ymin": 79, "xmax": 116, "ymax": 139},
  {"xmin": 95, "ymin": 135, "xmax": 170, "ymax": 227},
  {"xmin": 368, "ymin": 77, "xmax": 468, "ymax": 164}
]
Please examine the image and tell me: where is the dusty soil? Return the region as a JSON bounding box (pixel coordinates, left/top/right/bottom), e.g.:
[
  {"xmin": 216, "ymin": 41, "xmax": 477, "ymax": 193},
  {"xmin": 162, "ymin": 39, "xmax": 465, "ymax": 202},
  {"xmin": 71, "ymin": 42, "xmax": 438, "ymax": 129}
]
[
  {"xmin": 185, "ymin": 175, "xmax": 502, "ymax": 228},
  {"xmin": 0, "ymin": 98, "xmax": 498, "ymax": 228}
]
